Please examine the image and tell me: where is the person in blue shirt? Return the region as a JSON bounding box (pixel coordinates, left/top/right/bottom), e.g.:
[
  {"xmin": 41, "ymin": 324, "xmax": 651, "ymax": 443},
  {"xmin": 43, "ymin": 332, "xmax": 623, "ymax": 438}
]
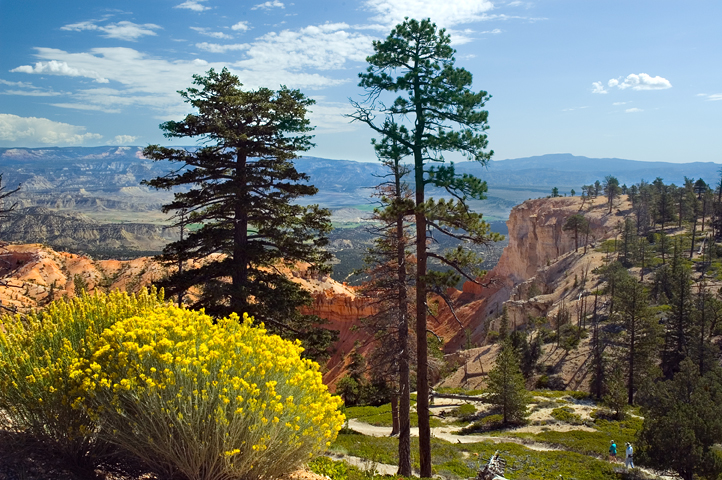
[{"xmin": 609, "ymin": 440, "xmax": 617, "ymax": 462}]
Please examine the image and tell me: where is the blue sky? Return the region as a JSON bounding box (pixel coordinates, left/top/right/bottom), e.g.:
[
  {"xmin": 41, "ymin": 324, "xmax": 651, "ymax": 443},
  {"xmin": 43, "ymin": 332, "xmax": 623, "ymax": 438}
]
[{"xmin": 0, "ymin": 0, "xmax": 719, "ymax": 163}]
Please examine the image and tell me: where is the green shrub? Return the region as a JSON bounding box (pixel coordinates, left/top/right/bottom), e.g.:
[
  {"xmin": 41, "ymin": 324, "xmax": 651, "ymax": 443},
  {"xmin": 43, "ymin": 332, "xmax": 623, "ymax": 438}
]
[
  {"xmin": 568, "ymin": 390, "xmax": 590, "ymax": 400},
  {"xmin": 308, "ymin": 456, "xmax": 349, "ymax": 480},
  {"xmin": 459, "ymin": 413, "xmax": 504, "ymax": 434},
  {"xmin": 450, "ymin": 403, "xmax": 477, "ymax": 419},
  {"xmin": 0, "ymin": 289, "xmax": 164, "ymax": 462},
  {"xmin": 73, "ymin": 307, "xmax": 345, "ymax": 480},
  {"xmin": 550, "ymin": 406, "xmax": 583, "ymax": 425}
]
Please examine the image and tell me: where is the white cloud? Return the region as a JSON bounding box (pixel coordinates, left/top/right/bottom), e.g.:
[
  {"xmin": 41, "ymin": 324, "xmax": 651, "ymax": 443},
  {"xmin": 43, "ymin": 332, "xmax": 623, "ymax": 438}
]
[
  {"xmin": 0, "ymin": 79, "xmax": 34, "ymax": 87},
  {"xmin": 61, "ymin": 20, "xmax": 161, "ymax": 41},
  {"xmin": 50, "ymin": 102, "xmax": 122, "ymax": 113},
  {"xmin": 0, "ymin": 79, "xmax": 64, "ymax": 96},
  {"xmin": 698, "ymin": 93, "xmax": 722, "ymax": 101},
  {"xmin": 481, "ymin": 28, "xmax": 502, "ymax": 34},
  {"xmin": 252, "ymin": 1, "xmax": 285, "ymax": 10},
  {"xmin": 0, "ymin": 114, "xmax": 102, "ymax": 145},
  {"xmin": 625, "ymin": 107, "xmax": 643, "ymax": 113},
  {"xmin": 236, "ymin": 23, "xmax": 374, "ymax": 72},
  {"xmin": 190, "ymin": 27, "xmax": 233, "ymax": 39},
  {"xmin": 562, "ymin": 106, "xmax": 589, "ymax": 112},
  {"xmin": 1, "ymin": 89, "xmax": 63, "ymax": 97},
  {"xmin": 11, "ymin": 60, "xmax": 109, "ymax": 83},
  {"xmin": 108, "ymin": 135, "xmax": 139, "ymax": 144},
  {"xmin": 612, "ymin": 101, "xmax": 628, "ymax": 105},
  {"xmin": 196, "ymin": 42, "xmax": 249, "ymax": 53},
  {"xmin": 175, "ymin": 0, "xmax": 211, "ymax": 11},
  {"xmin": 307, "ymin": 100, "xmax": 358, "ymax": 134},
  {"xmin": 10, "ymin": 24, "xmax": 374, "ymax": 117},
  {"xmin": 591, "ymin": 81, "xmax": 607, "ymax": 94},
  {"xmin": 232, "ymin": 21, "xmax": 250, "ymax": 31},
  {"xmin": 363, "ymin": 0, "xmax": 494, "ymax": 28},
  {"xmin": 610, "ymin": 73, "xmax": 672, "ymax": 91}
]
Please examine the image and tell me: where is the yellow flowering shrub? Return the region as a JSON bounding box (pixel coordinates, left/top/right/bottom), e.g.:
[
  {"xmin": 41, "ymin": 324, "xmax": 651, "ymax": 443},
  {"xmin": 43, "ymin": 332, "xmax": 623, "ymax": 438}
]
[
  {"xmin": 73, "ymin": 307, "xmax": 344, "ymax": 480},
  {"xmin": 0, "ymin": 288, "xmax": 165, "ymax": 461}
]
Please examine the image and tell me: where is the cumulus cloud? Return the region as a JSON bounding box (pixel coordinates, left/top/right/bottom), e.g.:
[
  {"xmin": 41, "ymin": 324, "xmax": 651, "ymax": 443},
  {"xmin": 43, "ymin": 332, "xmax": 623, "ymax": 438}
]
[
  {"xmin": 252, "ymin": 1, "xmax": 284, "ymax": 10},
  {"xmin": 108, "ymin": 135, "xmax": 139, "ymax": 144},
  {"xmin": 0, "ymin": 114, "xmax": 102, "ymax": 145},
  {"xmin": 11, "ymin": 60, "xmax": 109, "ymax": 83},
  {"xmin": 195, "ymin": 42, "xmax": 249, "ymax": 53},
  {"xmin": 61, "ymin": 20, "xmax": 161, "ymax": 41},
  {"xmin": 190, "ymin": 27, "xmax": 232, "ymax": 39},
  {"xmin": 232, "ymin": 21, "xmax": 250, "ymax": 31},
  {"xmin": 625, "ymin": 107, "xmax": 643, "ymax": 113},
  {"xmin": 609, "ymin": 73, "xmax": 672, "ymax": 91},
  {"xmin": 236, "ymin": 23, "xmax": 374, "ymax": 72},
  {"xmin": 363, "ymin": 0, "xmax": 494, "ymax": 28},
  {"xmin": 593, "ymin": 74, "xmax": 671, "ymax": 95},
  {"xmin": 10, "ymin": 23, "xmax": 374, "ymax": 117},
  {"xmin": 175, "ymin": 0, "xmax": 211, "ymax": 11},
  {"xmin": 591, "ymin": 81, "xmax": 607, "ymax": 94}
]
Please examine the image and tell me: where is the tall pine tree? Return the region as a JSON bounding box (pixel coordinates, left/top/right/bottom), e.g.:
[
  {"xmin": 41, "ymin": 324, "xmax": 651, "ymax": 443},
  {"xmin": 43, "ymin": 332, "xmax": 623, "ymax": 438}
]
[
  {"xmin": 143, "ymin": 68, "xmax": 335, "ymax": 359},
  {"xmin": 357, "ymin": 120, "xmax": 416, "ymax": 476},
  {"xmin": 350, "ymin": 19, "xmax": 501, "ymax": 476}
]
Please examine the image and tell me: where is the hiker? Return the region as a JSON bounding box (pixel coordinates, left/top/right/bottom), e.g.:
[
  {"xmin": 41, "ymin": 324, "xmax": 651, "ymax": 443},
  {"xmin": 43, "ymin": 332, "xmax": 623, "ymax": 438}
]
[
  {"xmin": 609, "ymin": 440, "xmax": 617, "ymax": 462},
  {"xmin": 625, "ymin": 442, "xmax": 634, "ymax": 469}
]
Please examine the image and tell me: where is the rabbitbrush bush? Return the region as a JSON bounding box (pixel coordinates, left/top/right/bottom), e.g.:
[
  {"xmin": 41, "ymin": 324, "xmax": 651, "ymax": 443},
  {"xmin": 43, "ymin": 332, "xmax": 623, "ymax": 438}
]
[
  {"xmin": 0, "ymin": 288, "xmax": 165, "ymax": 461},
  {"xmin": 72, "ymin": 307, "xmax": 345, "ymax": 480}
]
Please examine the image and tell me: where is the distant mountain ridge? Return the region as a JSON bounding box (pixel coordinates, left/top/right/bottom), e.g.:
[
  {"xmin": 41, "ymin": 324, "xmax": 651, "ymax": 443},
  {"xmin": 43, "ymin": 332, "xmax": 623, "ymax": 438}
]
[{"xmin": 2, "ymin": 147, "xmax": 719, "ymax": 192}]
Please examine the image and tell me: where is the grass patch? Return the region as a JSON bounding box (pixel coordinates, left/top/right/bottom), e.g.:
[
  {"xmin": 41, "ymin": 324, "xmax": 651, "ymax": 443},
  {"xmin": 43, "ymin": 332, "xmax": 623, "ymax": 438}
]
[
  {"xmin": 530, "ymin": 390, "xmax": 570, "ymax": 398},
  {"xmin": 344, "ymin": 402, "xmax": 442, "ymax": 428}
]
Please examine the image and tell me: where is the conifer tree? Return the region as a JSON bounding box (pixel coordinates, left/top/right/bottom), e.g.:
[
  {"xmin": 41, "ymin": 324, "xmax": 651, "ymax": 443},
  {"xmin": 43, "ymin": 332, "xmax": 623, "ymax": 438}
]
[
  {"xmin": 356, "ymin": 120, "xmax": 416, "ymax": 476},
  {"xmin": 350, "ymin": 18, "xmax": 501, "ymax": 476},
  {"xmin": 487, "ymin": 341, "xmax": 531, "ymax": 424},
  {"xmin": 638, "ymin": 359, "xmax": 722, "ymax": 480},
  {"xmin": 661, "ymin": 241, "xmax": 693, "ymax": 378},
  {"xmin": 142, "ymin": 68, "xmax": 334, "ymax": 358},
  {"xmin": 603, "ymin": 175, "xmax": 620, "ymax": 213},
  {"xmin": 563, "ymin": 213, "xmax": 589, "ymax": 252},
  {"xmin": 612, "ymin": 272, "xmax": 661, "ymax": 404}
]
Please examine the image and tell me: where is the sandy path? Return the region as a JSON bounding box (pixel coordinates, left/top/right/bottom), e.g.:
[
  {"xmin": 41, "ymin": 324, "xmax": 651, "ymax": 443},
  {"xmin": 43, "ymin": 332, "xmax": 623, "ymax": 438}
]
[{"xmin": 347, "ymin": 419, "xmax": 557, "ymax": 451}]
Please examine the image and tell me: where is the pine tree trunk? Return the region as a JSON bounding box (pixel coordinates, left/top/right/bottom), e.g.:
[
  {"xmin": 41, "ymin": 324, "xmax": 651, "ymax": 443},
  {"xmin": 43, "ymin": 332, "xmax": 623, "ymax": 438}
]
[
  {"xmin": 391, "ymin": 393, "xmax": 400, "ymax": 436},
  {"xmin": 396, "ymin": 191, "xmax": 411, "ymax": 476},
  {"xmin": 413, "ymin": 80, "xmax": 431, "ymax": 476}
]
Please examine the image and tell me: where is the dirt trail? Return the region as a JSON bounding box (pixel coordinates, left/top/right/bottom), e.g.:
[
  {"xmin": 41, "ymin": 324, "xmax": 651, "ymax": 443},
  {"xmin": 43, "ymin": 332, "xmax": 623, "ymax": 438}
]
[{"xmin": 347, "ymin": 419, "xmax": 557, "ymax": 451}]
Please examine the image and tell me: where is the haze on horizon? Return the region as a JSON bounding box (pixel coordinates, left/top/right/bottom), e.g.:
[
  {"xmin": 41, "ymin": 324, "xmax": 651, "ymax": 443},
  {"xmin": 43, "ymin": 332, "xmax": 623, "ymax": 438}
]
[{"xmin": 0, "ymin": 0, "xmax": 719, "ymax": 164}]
